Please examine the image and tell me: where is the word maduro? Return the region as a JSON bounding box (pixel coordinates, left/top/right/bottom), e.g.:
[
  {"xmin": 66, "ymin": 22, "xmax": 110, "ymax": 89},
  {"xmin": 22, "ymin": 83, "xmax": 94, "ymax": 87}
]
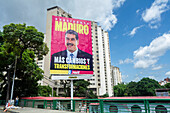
[
  {"xmin": 54, "ymin": 64, "xmax": 90, "ymax": 70},
  {"xmin": 55, "ymin": 21, "xmax": 89, "ymax": 35}
]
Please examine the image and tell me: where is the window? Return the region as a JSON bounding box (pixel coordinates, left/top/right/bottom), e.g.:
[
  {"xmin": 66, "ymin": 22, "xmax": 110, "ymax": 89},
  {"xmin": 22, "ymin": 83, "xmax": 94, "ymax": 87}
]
[
  {"xmin": 55, "ymin": 82, "xmax": 58, "ymax": 85},
  {"xmin": 59, "ymin": 88, "xmax": 64, "ymax": 92}
]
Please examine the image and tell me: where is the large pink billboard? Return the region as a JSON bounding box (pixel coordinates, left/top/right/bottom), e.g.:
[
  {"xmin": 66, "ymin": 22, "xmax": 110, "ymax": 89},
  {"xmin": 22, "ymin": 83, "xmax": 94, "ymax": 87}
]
[{"xmin": 50, "ymin": 16, "xmax": 93, "ymax": 75}]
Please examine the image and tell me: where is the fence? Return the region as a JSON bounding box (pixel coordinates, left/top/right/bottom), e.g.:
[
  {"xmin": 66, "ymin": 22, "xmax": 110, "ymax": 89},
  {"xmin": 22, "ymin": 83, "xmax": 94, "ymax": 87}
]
[{"xmin": 19, "ymin": 97, "xmax": 170, "ymax": 113}]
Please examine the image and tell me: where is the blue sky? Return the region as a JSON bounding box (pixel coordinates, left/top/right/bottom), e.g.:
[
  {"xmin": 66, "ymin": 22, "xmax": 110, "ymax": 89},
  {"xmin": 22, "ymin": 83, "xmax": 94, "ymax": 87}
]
[
  {"xmin": 0, "ymin": 0, "xmax": 169, "ymax": 83},
  {"xmin": 109, "ymin": 0, "xmax": 170, "ymax": 82}
]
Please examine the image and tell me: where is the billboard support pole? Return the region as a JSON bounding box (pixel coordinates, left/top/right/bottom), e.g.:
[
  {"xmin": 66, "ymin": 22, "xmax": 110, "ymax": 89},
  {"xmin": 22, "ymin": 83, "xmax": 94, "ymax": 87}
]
[{"xmin": 71, "ymin": 79, "xmax": 73, "ymax": 110}]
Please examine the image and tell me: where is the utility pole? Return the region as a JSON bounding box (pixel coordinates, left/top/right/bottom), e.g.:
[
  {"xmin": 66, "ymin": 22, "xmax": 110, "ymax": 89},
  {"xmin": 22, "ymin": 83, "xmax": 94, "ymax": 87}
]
[{"xmin": 10, "ymin": 56, "xmax": 17, "ymax": 104}]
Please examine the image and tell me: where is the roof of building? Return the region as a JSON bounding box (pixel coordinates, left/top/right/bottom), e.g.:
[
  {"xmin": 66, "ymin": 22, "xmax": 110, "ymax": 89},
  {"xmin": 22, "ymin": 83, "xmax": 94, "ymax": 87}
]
[
  {"xmin": 155, "ymin": 88, "xmax": 170, "ymax": 92},
  {"xmin": 21, "ymin": 96, "xmax": 85, "ymax": 100},
  {"xmin": 21, "ymin": 96, "xmax": 170, "ymax": 100},
  {"xmin": 102, "ymin": 96, "xmax": 170, "ymax": 100},
  {"xmin": 47, "ymin": 6, "xmax": 60, "ymax": 11}
]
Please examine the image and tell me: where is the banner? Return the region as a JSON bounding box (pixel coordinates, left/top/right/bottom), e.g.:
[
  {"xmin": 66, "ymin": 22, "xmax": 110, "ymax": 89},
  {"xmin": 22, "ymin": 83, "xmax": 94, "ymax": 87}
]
[{"xmin": 50, "ymin": 16, "xmax": 93, "ymax": 76}]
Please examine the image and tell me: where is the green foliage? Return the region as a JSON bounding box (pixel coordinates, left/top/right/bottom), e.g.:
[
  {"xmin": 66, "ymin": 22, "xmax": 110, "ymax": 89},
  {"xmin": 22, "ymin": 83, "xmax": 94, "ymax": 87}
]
[
  {"xmin": 0, "ymin": 23, "xmax": 49, "ymax": 100},
  {"xmin": 74, "ymin": 80, "xmax": 90, "ymax": 97},
  {"xmin": 59, "ymin": 80, "xmax": 97, "ymax": 98},
  {"xmin": 114, "ymin": 83, "xmax": 127, "ymax": 97},
  {"xmin": 38, "ymin": 85, "xmax": 57, "ymax": 97},
  {"xmin": 100, "ymin": 93, "xmax": 109, "ymax": 97},
  {"xmin": 164, "ymin": 83, "xmax": 170, "ymax": 88},
  {"xmin": 114, "ymin": 77, "xmax": 162, "ymax": 96},
  {"xmin": 2, "ymin": 23, "xmax": 48, "ymax": 60},
  {"xmin": 137, "ymin": 78, "xmax": 161, "ymax": 96},
  {"xmin": 0, "ymin": 31, "xmax": 3, "ymax": 46},
  {"xmin": 87, "ymin": 90, "xmax": 98, "ymax": 99},
  {"xmin": 126, "ymin": 82, "xmax": 138, "ymax": 96}
]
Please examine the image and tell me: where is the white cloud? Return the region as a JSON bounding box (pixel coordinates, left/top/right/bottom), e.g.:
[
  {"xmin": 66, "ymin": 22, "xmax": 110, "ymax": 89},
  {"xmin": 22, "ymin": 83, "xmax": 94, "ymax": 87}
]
[
  {"xmin": 119, "ymin": 58, "xmax": 133, "ymax": 64},
  {"xmin": 58, "ymin": 0, "xmax": 125, "ymax": 31},
  {"xmin": 0, "ymin": 0, "xmax": 126, "ymax": 32},
  {"xmin": 152, "ymin": 65, "xmax": 162, "ymax": 70},
  {"xmin": 148, "ymin": 76, "xmax": 157, "ymax": 80},
  {"xmin": 142, "ymin": 0, "xmax": 169, "ymax": 28},
  {"xmin": 122, "ymin": 75, "xmax": 128, "ymax": 81},
  {"xmin": 97, "ymin": 12, "xmax": 117, "ymax": 31},
  {"xmin": 136, "ymin": 9, "xmax": 140, "ymax": 14},
  {"xmin": 133, "ymin": 76, "xmax": 140, "ymax": 82},
  {"xmin": 134, "ymin": 59, "xmax": 157, "ymax": 68},
  {"xmin": 112, "ymin": 0, "xmax": 126, "ymax": 8},
  {"xmin": 134, "ymin": 33, "xmax": 170, "ymax": 69},
  {"xmin": 165, "ymin": 71, "xmax": 170, "ymax": 76},
  {"xmin": 119, "ymin": 60, "xmax": 124, "ymax": 64},
  {"xmin": 129, "ymin": 25, "xmax": 143, "ymax": 37}
]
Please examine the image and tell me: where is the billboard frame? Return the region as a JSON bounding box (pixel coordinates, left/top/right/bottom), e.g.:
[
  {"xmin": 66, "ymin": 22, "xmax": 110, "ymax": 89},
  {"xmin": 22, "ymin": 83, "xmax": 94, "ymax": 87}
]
[{"xmin": 50, "ymin": 15, "xmax": 93, "ymax": 80}]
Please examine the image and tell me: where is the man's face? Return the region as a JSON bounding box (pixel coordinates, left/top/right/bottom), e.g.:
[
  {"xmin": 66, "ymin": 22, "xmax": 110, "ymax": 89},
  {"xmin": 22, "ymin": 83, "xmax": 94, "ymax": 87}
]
[{"xmin": 65, "ymin": 34, "xmax": 79, "ymax": 53}]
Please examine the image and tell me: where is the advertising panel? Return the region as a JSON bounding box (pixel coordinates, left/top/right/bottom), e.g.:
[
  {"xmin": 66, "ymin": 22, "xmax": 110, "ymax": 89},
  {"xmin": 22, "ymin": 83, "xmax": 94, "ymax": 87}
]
[{"xmin": 50, "ymin": 16, "xmax": 93, "ymax": 79}]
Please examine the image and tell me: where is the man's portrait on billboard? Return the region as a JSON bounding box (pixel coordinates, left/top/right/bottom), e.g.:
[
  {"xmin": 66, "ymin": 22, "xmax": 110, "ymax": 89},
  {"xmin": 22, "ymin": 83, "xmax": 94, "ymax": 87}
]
[{"xmin": 50, "ymin": 30, "xmax": 93, "ymax": 72}]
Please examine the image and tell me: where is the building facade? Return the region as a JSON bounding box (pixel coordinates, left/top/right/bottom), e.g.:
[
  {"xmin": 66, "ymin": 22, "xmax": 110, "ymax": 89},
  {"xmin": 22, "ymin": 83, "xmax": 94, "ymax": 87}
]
[
  {"xmin": 40, "ymin": 6, "xmax": 113, "ymax": 97},
  {"xmin": 159, "ymin": 77, "xmax": 170, "ymax": 86},
  {"xmin": 111, "ymin": 66, "xmax": 122, "ymax": 86}
]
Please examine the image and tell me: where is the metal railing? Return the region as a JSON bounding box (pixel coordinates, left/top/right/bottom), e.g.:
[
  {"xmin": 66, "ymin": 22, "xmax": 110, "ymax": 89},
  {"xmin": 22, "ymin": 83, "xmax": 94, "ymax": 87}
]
[{"xmin": 19, "ymin": 98, "xmax": 170, "ymax": 113}]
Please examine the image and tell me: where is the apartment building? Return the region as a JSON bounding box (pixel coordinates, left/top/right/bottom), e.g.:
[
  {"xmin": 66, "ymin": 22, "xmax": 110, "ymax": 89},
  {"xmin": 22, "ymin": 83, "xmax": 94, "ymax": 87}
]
[
  {"xmin": 111, "ymin": 66, "xmax": 122, "ymax": 86},
  {"xmin": 39, "ymin": 6, "xmax": 113, "ymax": 97}
]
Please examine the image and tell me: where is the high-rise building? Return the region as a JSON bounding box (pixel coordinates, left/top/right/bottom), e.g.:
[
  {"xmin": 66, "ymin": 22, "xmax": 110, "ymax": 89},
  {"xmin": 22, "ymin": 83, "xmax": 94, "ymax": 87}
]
[
  {"xmin": 111, "ymin": 66, "xmax": 122, "ymax": 86},
  {"xmin": 39, "ymin": 6, "xmax": 113, "ymax": 97}
]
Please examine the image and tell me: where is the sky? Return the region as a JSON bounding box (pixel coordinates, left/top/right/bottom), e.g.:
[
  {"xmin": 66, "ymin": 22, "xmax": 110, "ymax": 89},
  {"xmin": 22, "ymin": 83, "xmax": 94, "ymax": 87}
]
[{"xmin": 0, "ymin": 0, "xmax": 170, "ymax": 83}]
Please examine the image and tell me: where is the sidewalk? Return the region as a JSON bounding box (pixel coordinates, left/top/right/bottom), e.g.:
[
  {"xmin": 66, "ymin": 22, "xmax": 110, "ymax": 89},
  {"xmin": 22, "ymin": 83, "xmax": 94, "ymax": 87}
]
[{"xmin": 0, "ymin": 106, "xmax": 80, "ymax": 113}]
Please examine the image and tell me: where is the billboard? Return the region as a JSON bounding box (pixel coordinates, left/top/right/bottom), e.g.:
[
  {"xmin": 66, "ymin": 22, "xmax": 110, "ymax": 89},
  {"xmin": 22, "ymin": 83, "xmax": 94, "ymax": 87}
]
[{"xmin": 50, "ymin": 16, "xmax": 93, "ymax": 79}]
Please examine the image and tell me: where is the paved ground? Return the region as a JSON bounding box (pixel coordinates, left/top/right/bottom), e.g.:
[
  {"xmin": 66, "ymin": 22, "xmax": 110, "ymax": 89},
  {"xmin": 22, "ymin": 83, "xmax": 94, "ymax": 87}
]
[{"xmin": 0, "ymin": 106, "xmax": 81, "ymax": 113}]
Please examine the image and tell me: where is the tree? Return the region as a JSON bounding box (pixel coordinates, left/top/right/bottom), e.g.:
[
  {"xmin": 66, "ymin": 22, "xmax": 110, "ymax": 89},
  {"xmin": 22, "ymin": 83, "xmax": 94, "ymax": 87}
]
[
  {"xmin": 58, "ymin": 80, "xmax": 97, "ymax": 98},
  {"xmin": 113, "ymin": 78, "xmax": 162, "ymax": 97},
  {"xmin": 100, "ymin": 93, "xmax": 109, "ymax": 98},
  {"xmin": 164, "ymin": 83, "xmax": 170, "ymax": 94},
  {"xmin": 38, "ymin": 85, "xmax": 57, "ymax": 97},
  {"xmin": 164, "ymin": 83, "xmax": 170, "ymax": 88},
  {"xmin": 114, "ymin": 83, "xmax": 127, "ymax": 97},
  {"xmin": 87, "ymin": 90, "xmax": 98, "ymax": 99},
  {"xmin": 136, "ymin": 78, "xmax": 162, "ymax": 96},
  {"xmin": 0, "ymin": 23, "xmax": 49, "ymax": 101},
  {"xmin": 74, "ymin": 80, "xmax": 90, "ymax": 97},
  {"xmin": 126, "ymin": 81, "xmax": 139, "ymax": 96},
  {"xmin": 60, "ymin": 80, "xmax": 71, "ymax": 97}
]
